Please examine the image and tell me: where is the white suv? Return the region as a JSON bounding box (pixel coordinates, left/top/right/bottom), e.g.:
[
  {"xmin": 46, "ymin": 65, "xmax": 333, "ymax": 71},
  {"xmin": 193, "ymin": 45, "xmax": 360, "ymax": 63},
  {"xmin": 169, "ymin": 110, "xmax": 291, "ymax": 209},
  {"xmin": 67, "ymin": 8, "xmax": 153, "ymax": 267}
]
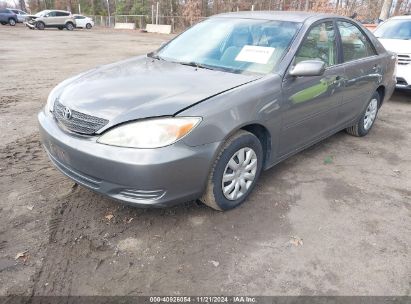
[{"xmin": 374, "ymin": 15, "xmax": 411, "ymax": 90}]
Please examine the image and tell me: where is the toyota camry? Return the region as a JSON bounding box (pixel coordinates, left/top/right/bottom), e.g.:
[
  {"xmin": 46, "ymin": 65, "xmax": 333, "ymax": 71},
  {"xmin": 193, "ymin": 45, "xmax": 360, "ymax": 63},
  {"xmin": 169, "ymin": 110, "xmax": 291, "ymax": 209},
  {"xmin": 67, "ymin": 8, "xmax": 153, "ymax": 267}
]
[{"xmin": 39, "ymin": 11, "xmax": 396, "ymax": 210}]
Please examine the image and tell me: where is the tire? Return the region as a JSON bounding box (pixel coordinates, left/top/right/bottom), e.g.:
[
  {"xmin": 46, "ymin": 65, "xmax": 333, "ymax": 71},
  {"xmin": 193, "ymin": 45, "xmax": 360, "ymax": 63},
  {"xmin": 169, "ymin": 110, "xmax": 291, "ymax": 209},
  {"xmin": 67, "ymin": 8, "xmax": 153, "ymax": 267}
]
[
  {"xmin": 65, "ymin": 22, "xmax": 74, "ymax": 31},
  {"xmin": 201, "ymin": 130, "xmax": 263, "ymax": 211},
  {"xmin": 36, "ymin": 21, "xmax": 45, "ymax": 30},
  {"xmin": 58, "ymin": 26, "xmax": 64, "ymax": 30},
  {"xmin": 346, "ymin": 92, "xmax": 380, "ymax": 137},
  {"xmin": 1, "ymin": 22, "xmax": 7, "ymax": 25},
  {"xmin": 9, "ymin": 18, "xmax": 16, "ymax": 26},
  {"xmin": 86, "ymin": 23, "xmax": 92, "ymax": 29}
]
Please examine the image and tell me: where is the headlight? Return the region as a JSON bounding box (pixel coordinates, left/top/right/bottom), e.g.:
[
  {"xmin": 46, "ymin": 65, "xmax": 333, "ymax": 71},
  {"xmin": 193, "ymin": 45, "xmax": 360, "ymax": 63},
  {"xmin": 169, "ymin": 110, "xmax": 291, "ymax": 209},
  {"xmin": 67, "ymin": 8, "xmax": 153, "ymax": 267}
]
[{"xmin": 97, "ymin": 117, "xmax": 202, "ymax": 148}]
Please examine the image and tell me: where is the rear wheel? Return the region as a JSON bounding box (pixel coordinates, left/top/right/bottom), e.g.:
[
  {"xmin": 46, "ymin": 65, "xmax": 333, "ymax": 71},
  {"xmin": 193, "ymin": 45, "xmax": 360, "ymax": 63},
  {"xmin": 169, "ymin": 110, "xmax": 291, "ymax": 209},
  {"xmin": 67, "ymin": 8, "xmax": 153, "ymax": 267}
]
[
  {"xmin": 66, "ymin": 22, "xmax": 74, "ymax": 31},
  {"xmin": 9, "ymin": 18, "xmax": 16, "ymax": 26},
  {"xmin": 58, "ymin": 26, "xmax": 64, "ymax": 30},
  {"xmin": 346, "ymin": 92, "xmax": 380, "ymax": 137},
  {"xmin": 36, "ymin": 21, "xmax": 45, "ymax": 30},
  {"xmin": 201, "ymin": 130, "xmax": 263, "ymax": 211},
  {"xmin": 86, "ymin": 23, "xmax": 92, "ymax": 29}
]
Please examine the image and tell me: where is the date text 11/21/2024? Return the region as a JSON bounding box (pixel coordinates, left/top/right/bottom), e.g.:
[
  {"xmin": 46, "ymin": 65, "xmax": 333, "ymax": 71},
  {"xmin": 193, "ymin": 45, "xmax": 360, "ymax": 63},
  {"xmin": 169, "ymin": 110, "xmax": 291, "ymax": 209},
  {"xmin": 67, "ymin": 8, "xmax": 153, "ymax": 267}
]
[{"xmin": 149, "ymin": 296, "xmax": 257, "ymax": 303}]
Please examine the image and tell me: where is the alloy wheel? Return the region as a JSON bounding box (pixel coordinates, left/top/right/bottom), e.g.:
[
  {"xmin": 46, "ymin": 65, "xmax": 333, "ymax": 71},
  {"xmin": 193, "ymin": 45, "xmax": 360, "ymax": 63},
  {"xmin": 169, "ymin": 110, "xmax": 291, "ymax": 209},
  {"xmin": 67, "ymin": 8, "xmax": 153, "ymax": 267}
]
[{"xmin": 364, "ymin": 98, "xmax": 378, "ymax": 130}]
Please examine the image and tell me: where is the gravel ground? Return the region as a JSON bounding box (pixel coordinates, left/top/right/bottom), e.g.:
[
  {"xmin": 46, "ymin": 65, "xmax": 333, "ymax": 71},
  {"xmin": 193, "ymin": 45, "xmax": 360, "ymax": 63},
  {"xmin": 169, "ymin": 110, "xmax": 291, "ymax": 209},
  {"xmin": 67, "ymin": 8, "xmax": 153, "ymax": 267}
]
[{"xmin": 0, "ymin": 25, "xmax": 410, "ymax": 296}]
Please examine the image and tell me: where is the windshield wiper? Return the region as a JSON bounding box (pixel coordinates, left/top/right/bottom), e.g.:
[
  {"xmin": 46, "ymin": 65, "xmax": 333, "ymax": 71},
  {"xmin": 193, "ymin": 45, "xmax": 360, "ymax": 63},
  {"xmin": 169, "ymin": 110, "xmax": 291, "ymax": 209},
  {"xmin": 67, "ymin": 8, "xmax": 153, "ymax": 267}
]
[
  {"xmin": 147, "ymin": 53, "xmax": 164, "ymax": 61},
  {"xmin": 179, "ymin": 61, "xmax": 215, "ymax": 70}
]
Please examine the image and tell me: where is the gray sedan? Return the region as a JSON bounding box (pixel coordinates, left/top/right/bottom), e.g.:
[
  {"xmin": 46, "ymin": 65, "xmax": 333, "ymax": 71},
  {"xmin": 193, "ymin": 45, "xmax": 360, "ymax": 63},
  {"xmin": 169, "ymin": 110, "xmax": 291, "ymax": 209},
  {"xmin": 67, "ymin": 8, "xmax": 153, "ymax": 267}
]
[{"xmin": 39, "ymin": 11, "xmax": 396, "ymax": 210}]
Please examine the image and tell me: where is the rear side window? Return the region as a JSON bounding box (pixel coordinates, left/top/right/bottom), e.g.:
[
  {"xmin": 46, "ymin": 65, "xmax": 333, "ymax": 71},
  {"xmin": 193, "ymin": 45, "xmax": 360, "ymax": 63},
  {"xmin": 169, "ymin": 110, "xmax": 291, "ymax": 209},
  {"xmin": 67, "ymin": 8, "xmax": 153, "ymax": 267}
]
[
  {"xmin": 0, "ymin": 9, "xmax": 10, "ymax": 13},
  {"xmin": 56, "ymin": 11, "xmax": 70, "ymax": 16},
  {"xmin": 337, "ymin": 21, "xmax": 377, "ymax": 62},
  {"xmin": 295, "ymin": 21, "xmax": 337, "ymax": 67}
]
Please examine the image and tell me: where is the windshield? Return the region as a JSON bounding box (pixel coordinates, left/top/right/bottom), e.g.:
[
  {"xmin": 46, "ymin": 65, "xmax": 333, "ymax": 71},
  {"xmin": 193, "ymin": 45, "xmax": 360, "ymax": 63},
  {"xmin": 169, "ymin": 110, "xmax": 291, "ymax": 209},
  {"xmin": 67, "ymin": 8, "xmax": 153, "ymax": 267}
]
[
  {"xmin": 155, "ymin": 18, "xmax": 301, "ymax": 74},
  {"xmin": 374, "ymin": 19, "xmax": 411, "ymax": 40}
]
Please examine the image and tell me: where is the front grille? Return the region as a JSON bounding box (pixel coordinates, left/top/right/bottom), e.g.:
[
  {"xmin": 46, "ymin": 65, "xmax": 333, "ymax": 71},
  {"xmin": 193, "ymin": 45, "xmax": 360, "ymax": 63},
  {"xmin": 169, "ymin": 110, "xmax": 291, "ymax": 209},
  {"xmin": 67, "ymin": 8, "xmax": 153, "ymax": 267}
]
[
  {"xmin": 397, "ymin": 54, "xmax": 411, "ymax": 65},
  {"xmin": 53, "ymin": 100, "xmax": 108, "ymax": 135}
]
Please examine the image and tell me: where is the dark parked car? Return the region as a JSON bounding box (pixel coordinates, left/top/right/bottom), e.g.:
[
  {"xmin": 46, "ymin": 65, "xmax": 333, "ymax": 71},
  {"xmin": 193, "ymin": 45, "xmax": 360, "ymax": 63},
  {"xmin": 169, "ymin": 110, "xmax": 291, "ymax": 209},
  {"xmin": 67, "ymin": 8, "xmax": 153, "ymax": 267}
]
[
  {"xmin": 0, "ymin": 8, "xmax": 17, "ymax": 26},
  {"xmin": 39, "ymin": 12, "xmax": 396, "ymax": 211}
]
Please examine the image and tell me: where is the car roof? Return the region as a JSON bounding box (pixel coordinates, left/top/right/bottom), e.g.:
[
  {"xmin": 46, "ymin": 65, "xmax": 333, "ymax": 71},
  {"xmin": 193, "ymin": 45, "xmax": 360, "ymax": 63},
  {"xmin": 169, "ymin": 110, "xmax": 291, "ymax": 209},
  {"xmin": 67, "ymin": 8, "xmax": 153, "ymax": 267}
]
[
  {"xmin": 387, "ymin": 15, "xmax": 411, "ymax": 20},
  {"xmin": 212, "ymin": 10, "xmax": 343, "ymax": 22},
  {"xmin": 49, "ymin": 9, "xmax": 71, "ymax": 13}
]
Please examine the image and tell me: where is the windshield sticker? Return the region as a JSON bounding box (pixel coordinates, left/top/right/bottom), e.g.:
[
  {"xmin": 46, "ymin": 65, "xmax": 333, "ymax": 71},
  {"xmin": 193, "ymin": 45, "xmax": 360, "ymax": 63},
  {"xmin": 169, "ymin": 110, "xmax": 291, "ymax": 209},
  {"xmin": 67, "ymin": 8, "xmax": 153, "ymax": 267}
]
[{"xmin": 235, "ymin": 45, "xmax": 275, "ymax": 64}]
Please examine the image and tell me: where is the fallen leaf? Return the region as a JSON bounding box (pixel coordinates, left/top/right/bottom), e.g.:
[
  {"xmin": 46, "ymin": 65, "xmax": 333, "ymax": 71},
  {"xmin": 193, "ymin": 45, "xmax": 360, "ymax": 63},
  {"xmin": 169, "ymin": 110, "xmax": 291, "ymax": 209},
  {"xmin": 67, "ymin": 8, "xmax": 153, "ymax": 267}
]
[
  {"xmin": 15, "ymin": 251, "xmax": 28, "ymax": 261},
  {"xmin": 27, "ymin": 206, "xmax": 34, "ymax": 211},
  {"xmin": 289, "ymin": 236, "xmax": 303, "ymax": 247},
  {"xmin": 124, "ymin": 217, "xmax": 134, "ymax": 223},
  {"xmin": 104, "ymin": 213, "xmax": 114, "ymax": 221},
  {"xmin": 209, "ymin": 260, "xmax": 220, "ymax": 267}
]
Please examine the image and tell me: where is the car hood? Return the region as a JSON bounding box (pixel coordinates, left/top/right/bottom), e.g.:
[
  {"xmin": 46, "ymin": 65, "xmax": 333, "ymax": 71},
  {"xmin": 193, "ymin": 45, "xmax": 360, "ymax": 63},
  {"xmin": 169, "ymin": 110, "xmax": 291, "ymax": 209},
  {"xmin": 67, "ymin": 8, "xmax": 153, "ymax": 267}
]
[
  {"xmin": 57, "ymin": 56, "xmax": 261, "ymax": 130},
  {"xmin": 378, "ymin": 38, "xmax": 411, "ymax": 55}
]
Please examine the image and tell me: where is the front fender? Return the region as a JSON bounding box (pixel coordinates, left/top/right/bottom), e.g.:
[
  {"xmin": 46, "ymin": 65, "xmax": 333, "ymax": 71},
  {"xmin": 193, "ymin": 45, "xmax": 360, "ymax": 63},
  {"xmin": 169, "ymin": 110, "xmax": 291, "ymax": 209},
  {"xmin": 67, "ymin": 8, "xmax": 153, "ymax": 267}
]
[{"xmin": 179, "ymin": 74, "xmax": 283, "ymax": 162}]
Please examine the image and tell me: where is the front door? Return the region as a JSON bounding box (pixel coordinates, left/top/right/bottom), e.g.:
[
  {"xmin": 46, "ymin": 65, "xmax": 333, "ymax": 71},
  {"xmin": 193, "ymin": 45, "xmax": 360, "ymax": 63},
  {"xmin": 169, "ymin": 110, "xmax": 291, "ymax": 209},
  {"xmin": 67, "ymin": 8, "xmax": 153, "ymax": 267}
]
[
  {"xmin": 336, "ymin": 20, "xmax": 383, "ymax": 125},
  {"xmin": 279, "ymin": 21, "xmax": 345, "ymax": 157}
]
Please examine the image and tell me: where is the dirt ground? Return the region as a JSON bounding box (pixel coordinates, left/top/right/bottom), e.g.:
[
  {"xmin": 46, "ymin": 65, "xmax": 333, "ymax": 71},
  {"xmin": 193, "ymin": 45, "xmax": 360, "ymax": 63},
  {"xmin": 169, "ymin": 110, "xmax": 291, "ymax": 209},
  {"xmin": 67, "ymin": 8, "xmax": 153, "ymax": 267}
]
[{"xmin": 0, "ymin": 25, "xmax": 410, "ymax": 296}]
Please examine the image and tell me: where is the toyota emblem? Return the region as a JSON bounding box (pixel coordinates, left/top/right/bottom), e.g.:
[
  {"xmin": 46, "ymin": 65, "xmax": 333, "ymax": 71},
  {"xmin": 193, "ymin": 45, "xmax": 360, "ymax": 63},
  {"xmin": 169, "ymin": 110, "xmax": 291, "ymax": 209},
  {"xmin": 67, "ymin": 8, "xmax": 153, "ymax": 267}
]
[{"xmin": 63, "ymin": 107, "xmax": 72, "ymax": 120}]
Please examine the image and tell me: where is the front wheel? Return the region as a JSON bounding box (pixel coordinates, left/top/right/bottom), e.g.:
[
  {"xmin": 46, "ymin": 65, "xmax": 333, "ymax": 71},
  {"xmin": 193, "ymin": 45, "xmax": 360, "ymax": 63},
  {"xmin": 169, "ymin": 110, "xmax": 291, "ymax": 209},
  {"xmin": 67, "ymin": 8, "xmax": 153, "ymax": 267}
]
[
  {"xmin": 86, "ymin": 23, "xmax": 92, "ymax": 29},
  {"xmin": 346, "ymin": 92, "xmax": 380, "ymax": 137},
  {"xmin": 36, "ymin": 21, "xmax": 45, "ymax": 30},
  {"xmin": 9, "ymin": 18, "xmax": 16, "ymax": 26},
  {"xmin": 201, "ymin": 130, "xmax": 263, "ymax": 211}
]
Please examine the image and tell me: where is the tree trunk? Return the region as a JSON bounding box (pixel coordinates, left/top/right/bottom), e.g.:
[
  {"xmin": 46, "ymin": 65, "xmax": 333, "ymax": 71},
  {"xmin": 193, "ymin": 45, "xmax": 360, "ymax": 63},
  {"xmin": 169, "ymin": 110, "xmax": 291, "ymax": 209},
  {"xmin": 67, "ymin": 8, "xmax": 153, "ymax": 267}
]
[
  {"xmin": 19, "ymin": 0, "xmax": 27, "ymax": 11},
  {"xmin": 393, "ymin": 0, "xmax": 404, "ymax": 15},
  {"xmin": 379, "ymin": 0, "xmax": 393, "ymax": 20}
]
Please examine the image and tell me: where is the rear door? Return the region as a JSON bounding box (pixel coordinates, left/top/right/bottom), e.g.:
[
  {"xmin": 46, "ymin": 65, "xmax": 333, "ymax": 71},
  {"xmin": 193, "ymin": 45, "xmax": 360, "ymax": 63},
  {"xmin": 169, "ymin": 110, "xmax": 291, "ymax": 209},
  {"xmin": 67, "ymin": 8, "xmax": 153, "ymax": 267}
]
[
  {"xmin": 336, "ymin": 20, "xmax": 382, "ymax": 125},
  {"xmin": 280, "ymin": 20, "xmax": 345, "ymax": 157},
  {"xmin": 55, "ymin": 11, "xmax": 69, "ymax": 26}
]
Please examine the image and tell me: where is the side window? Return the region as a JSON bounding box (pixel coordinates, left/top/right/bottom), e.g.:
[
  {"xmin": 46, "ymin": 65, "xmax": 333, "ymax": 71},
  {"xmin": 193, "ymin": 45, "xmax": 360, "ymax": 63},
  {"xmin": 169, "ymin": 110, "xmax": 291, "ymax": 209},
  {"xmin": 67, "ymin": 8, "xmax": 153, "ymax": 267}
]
[
  {"xmin": 295, "ymin": 22, "xmax": 337, "ymax": 67},
  {"xmin": 337, "ymin": 21, "xmax": 377, "ymax": 62},
  {"xmin": 47, "ymin": 11, "xmax": 56, "ymax": 17}
]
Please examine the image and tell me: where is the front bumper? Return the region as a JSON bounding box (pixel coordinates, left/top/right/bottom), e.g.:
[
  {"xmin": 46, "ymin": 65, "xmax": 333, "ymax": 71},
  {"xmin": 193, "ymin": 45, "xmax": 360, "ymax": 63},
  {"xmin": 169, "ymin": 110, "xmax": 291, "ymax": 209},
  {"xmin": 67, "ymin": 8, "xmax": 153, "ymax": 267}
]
[
  {"xmin": 38, "ymin": 110, "xmax": 220, "ymax": 207},
  {"xmin": 396, "ymin": 64, "xmax": 411, "ymax": 90},
  {"xmin": 24, "ymin": 21, "xmax": 35, "ymax": 29}
]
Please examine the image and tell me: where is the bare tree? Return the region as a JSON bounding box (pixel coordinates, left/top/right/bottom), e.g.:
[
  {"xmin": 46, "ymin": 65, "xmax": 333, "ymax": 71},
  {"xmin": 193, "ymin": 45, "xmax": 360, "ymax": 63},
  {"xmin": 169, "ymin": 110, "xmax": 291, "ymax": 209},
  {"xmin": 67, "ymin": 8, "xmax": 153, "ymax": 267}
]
[{"xmin": 379, "ymin": 0, "xmax": 393, "ymax": 20}]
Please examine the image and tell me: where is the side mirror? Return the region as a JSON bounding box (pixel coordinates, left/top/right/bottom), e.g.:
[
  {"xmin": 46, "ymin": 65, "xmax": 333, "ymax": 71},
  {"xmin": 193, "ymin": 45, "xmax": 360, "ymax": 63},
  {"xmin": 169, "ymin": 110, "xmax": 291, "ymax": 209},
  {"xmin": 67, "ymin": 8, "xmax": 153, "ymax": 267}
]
[{"xmin": 289, "ymin": 60, "xmax": 326, "ymax": 77}]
